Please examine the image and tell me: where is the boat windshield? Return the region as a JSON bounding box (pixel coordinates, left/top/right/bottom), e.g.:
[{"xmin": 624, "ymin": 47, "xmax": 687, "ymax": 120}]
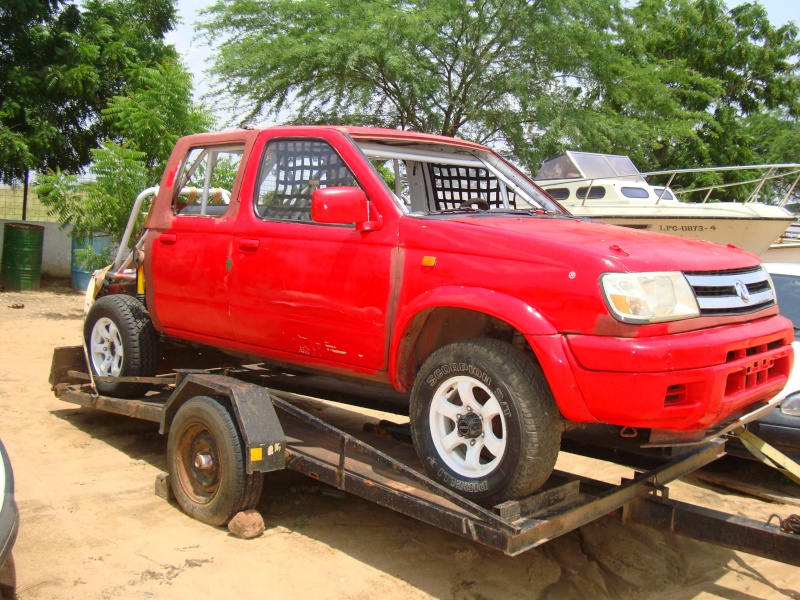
[
  {"xmin": 537, "ymin": 152, "xmax": 645, "ymax": 183},
  {"xmin": 353, "ymin": 139, "xmax": 566, "ymax": 216}
]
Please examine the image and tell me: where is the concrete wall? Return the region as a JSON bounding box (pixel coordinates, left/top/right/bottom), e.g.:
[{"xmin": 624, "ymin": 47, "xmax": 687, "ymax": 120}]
[{"xmin": 0, "ymin": 219, "xmax": 72, "ymax": 277}]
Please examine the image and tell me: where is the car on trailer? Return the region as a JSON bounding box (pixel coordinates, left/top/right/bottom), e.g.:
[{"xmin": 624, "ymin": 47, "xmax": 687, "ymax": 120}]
[{"xmin": 79, "ymin": 126, "xmax": 794, "ymax": 513}]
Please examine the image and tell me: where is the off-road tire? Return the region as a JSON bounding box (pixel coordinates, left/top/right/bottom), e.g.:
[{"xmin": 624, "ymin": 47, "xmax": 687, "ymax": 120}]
[
  {"xmin": 83, "ymin": 295, "xmax": 157, "ymax": 398},
  {"xmin": 167, "ymin": 396, "xmax": 264, "ymax": 526},
  {"xmin": 409, "ymin": 338, "xmax": 561, "ymax": 505}
]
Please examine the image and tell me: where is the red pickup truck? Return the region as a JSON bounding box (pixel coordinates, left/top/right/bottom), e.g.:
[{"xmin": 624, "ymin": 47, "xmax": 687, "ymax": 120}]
[{"xmin": 84, "ymin": 126, "xmax": 794, "ymax": 504}]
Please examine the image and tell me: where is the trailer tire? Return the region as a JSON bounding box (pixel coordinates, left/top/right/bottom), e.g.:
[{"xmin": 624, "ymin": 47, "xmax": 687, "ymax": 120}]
[
  {"xmin": 410, "ymin": 339, "xmax": 561, "ymax": 505},
  {"xmin": 167, "ymin": 396, "xmax": 264, "ymax": 526},
  {"xmin": 83, "ymin": 295, "xmax": 157, "ymax": 398}
]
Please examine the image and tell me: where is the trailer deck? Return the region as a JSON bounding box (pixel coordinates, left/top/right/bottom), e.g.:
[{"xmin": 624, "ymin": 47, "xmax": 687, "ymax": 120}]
[{"xmin": 50, "ymin": 346, "xmax": 800, "ymax": 565}]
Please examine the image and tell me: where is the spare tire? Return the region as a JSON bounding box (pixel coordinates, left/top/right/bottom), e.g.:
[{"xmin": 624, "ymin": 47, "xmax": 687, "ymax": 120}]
[{"xmin": 83, "ymin": 295, "xmax": 157, "ymax": 398}]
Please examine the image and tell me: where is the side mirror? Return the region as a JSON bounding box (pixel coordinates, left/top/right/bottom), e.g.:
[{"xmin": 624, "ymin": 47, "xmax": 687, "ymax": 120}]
[{"xmin": 311, "ymin": 187, "xmax": 382, "ymax": 231}]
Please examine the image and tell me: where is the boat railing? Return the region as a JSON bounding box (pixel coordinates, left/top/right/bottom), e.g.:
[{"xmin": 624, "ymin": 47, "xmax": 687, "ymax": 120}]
[{"xmin": 537, "ymin": 163, "xmax": 800, "ymax": 208}]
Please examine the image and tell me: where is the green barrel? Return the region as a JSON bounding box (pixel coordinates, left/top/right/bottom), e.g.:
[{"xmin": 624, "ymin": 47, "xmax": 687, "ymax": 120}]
[{"xmin": 1, "ymin": 223, "xmax": 45, "ymax": 291}]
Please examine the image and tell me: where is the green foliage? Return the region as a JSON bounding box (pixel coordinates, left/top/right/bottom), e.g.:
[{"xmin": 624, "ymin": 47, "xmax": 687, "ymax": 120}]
[
  {"xmin": 199, "ymin": 0, "xmax": 799, "ymax": 187},
  {"xmin": 102, "ymin": 59, "xmax": 213, "ymax": 180},
  {"xmin": 200, "ymin": 0, "xmax": 635, "ymax": 161},
  {"xmin": 37, "ymin": 142, "xmax": 149, "ymax": 266},
  {"xmin": 0, "ymin": 0, "xmax": 178, "ymax": 183}
]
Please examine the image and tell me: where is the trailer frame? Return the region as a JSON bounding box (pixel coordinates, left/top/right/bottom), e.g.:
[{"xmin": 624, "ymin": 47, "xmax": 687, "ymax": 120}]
[{"xmin": 49, "ymin": 346, "xmax": 800, "ymax": 565}]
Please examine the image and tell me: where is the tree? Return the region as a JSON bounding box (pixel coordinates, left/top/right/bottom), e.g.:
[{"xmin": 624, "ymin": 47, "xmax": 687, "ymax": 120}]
[
  {"xmin": 36, "ymin": 55, "xmax": 210, "ymax": 267},
  {"xmin": 200, "ymin": 0, "xmax": 799, "ymax": 182},
  {"xmin": 102, "ymin": 58, "xmax": 213, "ymax": 180},
  {"xmin": 200, "ymin": 0, "xmax": 671, "ymax": 164},
  {"xmin": 612, "ymin": 0, "xmax": 800, "ymax": 195},
  {"xmin": 0, "ymin": 0, "xmax": 178, "ymax": 184}
]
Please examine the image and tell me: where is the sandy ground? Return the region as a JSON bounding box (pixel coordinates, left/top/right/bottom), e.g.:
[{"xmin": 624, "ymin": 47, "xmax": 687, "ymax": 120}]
[{"xmin": 0, "ymin": 281, "xmax": 798, "ymax": 600}]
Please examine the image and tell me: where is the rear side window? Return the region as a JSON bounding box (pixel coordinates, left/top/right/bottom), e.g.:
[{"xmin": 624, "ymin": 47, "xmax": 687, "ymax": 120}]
[
  {"xmin": 173, "ymin": 145, "xmax": 244, "ymax": 216},
  {"xmin": 254, "ymin": 139, "xmax": 359, "ymax": 222}
]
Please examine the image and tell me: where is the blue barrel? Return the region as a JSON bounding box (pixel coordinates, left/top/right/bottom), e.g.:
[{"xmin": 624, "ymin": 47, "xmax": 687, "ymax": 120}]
[
  {"xmin": 71, "ymin": 234, "xmax": 111, "ymax": 291},
  {"xmin": 1, "ymin": 223, "xmax": 44, "ymax": 290}
]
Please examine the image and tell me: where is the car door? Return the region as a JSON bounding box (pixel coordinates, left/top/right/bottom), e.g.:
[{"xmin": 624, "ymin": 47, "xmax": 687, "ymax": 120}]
[
  {"xmin": 228, "ymin": 130, "xmax": 399, "ymax": 373},
  {"xmin": 148, "ymin": 140, "xmax": 248, "ymax": 342}
]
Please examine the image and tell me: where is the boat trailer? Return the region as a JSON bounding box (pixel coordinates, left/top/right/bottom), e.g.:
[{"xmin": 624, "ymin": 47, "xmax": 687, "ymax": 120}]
[{"xmin": 49, "ymin": 346, "xmax": 800, "ymax": 565}]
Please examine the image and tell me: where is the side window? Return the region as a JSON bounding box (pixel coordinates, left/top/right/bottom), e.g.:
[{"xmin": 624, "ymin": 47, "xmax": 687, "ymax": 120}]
[
  {"xmin": 254, "ymin": 139, "xmax": 359, "ymax": 222},
  {"xmin": 546, "ymin": 187, "xmax": 570, "ymax": 201},
  {"xmin": 173, "ymin": 144, "xmax": 245, "ymax": 216}
]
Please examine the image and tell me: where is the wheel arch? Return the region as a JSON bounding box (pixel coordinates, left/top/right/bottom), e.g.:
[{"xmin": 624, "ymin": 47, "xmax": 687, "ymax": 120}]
[
  {"xmin": 160, "ymin": 374, "xmax": 286, "ymax": 474},
  {"xmin": 390, "ymin": 287, "xmax": 557, "ymax": 392}
]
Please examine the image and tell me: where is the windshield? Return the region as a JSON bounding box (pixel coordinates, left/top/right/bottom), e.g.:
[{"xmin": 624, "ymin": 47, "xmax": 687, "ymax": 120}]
[
  {"xmin": 354, "ymin": 140, "xmax": 565, "ymax": 216},
  {"xmin": 772, "ymin": 273, "xmax": 800, "ymax": 331}
]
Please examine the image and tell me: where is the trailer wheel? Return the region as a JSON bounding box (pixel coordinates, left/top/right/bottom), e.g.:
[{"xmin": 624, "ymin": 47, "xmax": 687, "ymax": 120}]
[
  {"xmin": 83, "ymin": 295, "xmax": 157, "ymax": 398},
  {"xmin": 409, "ymin": 339, "xmax": 561, "ymax": 505},
  {"xmin": 167, "ymin": 396, "xmax": 264, "ymax": 526}
]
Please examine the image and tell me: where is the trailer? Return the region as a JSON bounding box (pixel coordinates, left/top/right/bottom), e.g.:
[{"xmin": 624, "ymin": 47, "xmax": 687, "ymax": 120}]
[{"xmin": 49, "ymin": 345, "xmax": 800, "ymax": 565}]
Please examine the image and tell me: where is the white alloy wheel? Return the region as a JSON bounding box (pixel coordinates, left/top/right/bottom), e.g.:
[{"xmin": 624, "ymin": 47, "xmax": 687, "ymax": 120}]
[
  {"xmin": 90, "ymin": 316, "xmax": 124, "ymax": 377},
  {"xmin": 428, "ymin": 375, "xmax": 507, "ymax": 478}
]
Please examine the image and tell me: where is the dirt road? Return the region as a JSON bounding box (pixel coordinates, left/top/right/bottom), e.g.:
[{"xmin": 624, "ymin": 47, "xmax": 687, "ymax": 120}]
[{"xmin": 1, "ymin": 282, "xmax": 798, "ymax": 599}]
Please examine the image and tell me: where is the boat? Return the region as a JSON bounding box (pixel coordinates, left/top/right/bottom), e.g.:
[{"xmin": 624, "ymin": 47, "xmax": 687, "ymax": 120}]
[
  {"xmin": 534, "ymin": 151, "xmax": 798, "ymax": 256},
  {"xmin": 762, "ymin": 219, "xmax": 800, "ymax": 263}
]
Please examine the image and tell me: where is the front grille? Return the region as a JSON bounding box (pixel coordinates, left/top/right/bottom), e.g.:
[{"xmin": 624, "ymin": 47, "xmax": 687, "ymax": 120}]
[{"xmin": 684, "ymin": 266, "xmax": 775, "ymax": 316}]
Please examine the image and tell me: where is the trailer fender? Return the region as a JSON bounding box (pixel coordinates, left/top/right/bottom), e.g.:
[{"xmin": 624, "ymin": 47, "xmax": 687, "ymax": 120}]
[{"xmin": 160, "ymin": 373, "xmax": 286, "ymax": 474}]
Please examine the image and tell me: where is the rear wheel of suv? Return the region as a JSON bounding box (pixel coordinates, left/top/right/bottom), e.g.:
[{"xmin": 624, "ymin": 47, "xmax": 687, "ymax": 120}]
[
  {"xmin": 409, "ymin": 338, "xmax": 561, "ymax": 505},
  {"xmin": 83, "ymin": 295, "xmax": 157, "ymax": 398}
]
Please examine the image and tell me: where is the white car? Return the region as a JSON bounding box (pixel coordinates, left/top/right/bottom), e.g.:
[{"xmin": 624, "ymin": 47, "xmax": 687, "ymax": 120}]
[
  {"xmin": 0, "ymin": 439, "xmax": 16, "ymax": 599},
  {"xmin": 744, "ymin": 263, "xmax": 800, "ymax": 459}
]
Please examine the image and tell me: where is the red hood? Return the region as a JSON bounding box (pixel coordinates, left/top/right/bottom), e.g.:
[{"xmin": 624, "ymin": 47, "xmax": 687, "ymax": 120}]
[{"xmin": 445, "ymin": 215, "xmax": 761, "ymax": 272}]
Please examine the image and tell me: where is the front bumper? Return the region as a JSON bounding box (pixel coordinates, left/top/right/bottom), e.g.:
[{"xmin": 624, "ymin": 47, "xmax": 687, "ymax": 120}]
[{"xmin": 537, "ymin": 315, "xmax": 794, "ymax": 432}]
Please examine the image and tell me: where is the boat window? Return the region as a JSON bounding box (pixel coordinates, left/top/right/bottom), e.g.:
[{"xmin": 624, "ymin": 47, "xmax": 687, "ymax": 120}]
[
  {"xmin": 536, "ymin": 155, "xmax": 580, "ymax": 180},
  {"xmin": 606, "ymin": 156, "xmax": 640, "ymax": 177},
  {"xmin": 653, "ymin": 187, "xmax": 675, "ymax": 201},
  {"xmin": 576, "ymin": 186, "xmax": 606, "ymax": 199},
  {"xmin": 546, "ymin": 188, "xmax": 570, "ymax": 200},
  {"xmin": 571, "ymin": 154, "xmax": 617, "ymax": 179},
  {"xmin": 621, "ymin": 187, "xmax": 649, "ymax": 199}
]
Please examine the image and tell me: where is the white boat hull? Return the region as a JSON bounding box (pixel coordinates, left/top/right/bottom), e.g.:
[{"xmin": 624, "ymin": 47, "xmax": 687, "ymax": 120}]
[{"xmin": 565, "ymin": 204, "xmax": 794, "ymax": 255}]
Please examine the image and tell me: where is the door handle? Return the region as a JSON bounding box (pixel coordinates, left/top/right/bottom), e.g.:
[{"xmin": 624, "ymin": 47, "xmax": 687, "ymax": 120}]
[
  {"xmin": 159, "ymin": 234, "xmax": 177, "ymax": 245},
  {"xmin": 238, "ymin": 239, "xmax": 260, "ymax": 252}
]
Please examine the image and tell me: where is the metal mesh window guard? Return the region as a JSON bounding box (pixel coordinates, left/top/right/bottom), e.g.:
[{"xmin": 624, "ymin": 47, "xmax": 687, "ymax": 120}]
[
  {"xmin": 428, "ymin": 164, "xmax": 516, "ymax": 210},
  {"xmin": 256, "ymin": 140, "xmax": 359, "ymax": 222}
]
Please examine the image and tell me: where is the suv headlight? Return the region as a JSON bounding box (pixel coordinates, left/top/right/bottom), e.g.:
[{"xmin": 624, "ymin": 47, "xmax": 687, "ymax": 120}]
[
  {"xmin": 781, "ymin": 392, "xmax": 800, "ymax": 417},
  {"xmin": 601, "ymin": 272, "xmax": 700, "ymax": 324}
]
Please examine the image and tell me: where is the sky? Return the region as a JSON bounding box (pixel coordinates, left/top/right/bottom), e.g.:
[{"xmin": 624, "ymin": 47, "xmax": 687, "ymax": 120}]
[{"xmin": 165, "ymin": 0, "xmax": 799, "ymax": 126}]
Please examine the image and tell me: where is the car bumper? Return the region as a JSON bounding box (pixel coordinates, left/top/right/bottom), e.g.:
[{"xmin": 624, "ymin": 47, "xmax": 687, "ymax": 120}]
[
  {"xmin": 536, "ymin": 315, "xmax": 794, "ymax": 432},
  {"xmin": 0, "ymin": 442, "xmax": 18, "ymax": 569}
]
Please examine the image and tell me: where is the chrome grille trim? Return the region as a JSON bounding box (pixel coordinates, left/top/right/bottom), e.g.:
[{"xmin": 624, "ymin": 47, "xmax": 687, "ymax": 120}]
[
  {"xmin": 684, "ymin": 269, "xmax": 770, "ymax": 288},
  {"xmin": 692, "ymin": 289, "xmax": 774, "ymax": 310},
  {"xmin": 684, "ymin": 266, "xmax": 775, "ymax": 315}
]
